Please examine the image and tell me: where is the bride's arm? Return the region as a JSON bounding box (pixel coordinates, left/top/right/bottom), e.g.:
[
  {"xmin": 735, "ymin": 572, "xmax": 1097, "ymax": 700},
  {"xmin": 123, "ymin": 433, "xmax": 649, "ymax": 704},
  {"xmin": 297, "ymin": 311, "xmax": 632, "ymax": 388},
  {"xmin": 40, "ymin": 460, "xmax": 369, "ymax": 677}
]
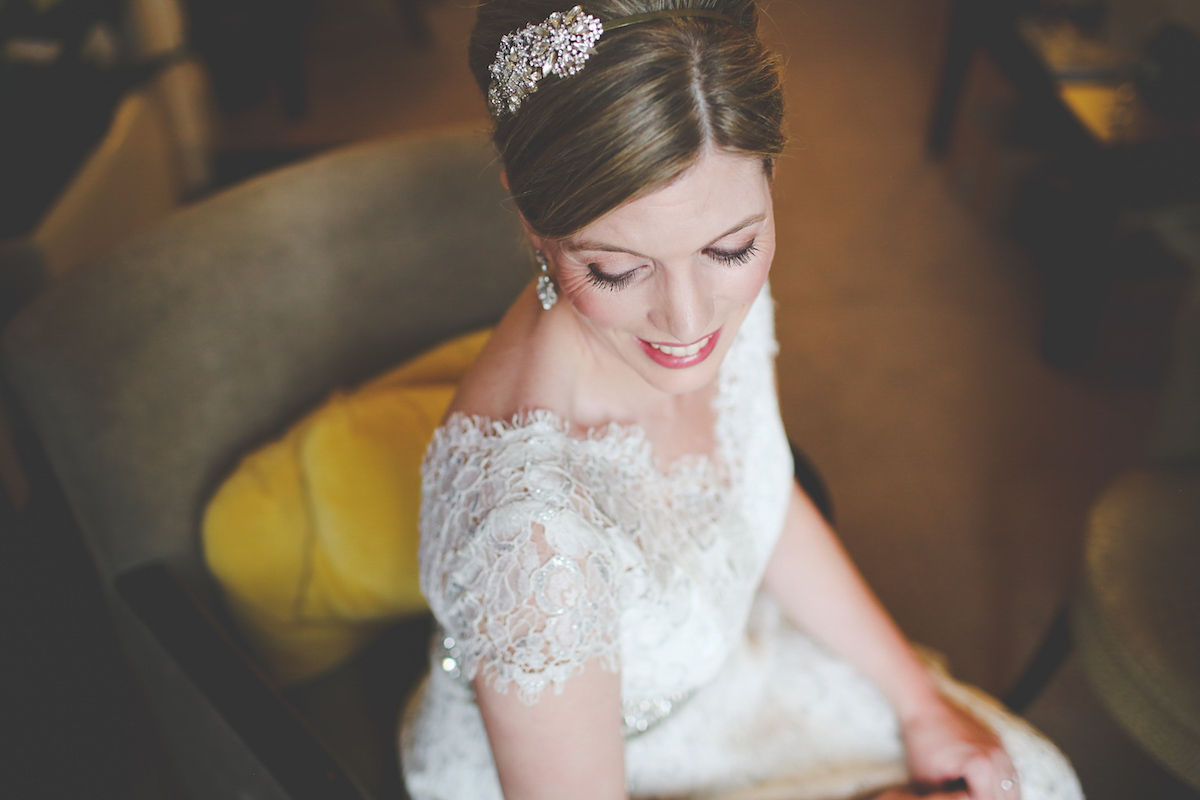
[
  {"xmin": 762, "ymin": 482, "xmax": 941, "ymax": 720},
  {"xmin": 762, "ymin": 482, "xmax": 1018, "ymax": 800},
  {"xmin": 474, "ymin": 659, "xmax": 627, "ymax": 800}
]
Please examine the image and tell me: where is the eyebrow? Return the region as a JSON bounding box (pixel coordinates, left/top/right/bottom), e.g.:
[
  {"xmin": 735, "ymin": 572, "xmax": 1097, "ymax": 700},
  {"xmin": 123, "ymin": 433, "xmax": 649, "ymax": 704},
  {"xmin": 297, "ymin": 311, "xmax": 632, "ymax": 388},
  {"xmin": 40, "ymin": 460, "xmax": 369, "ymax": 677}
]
[{"xmin": 564, "ymin": 212, "xmax": 766, "ymax": 256}]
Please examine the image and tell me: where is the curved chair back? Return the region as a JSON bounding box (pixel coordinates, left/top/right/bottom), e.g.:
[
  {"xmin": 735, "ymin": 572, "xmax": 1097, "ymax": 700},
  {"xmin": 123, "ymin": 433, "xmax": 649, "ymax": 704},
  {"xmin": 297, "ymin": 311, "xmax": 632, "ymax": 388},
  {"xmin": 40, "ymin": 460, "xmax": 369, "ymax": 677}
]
[
  {"xmin": 2, "ymin": 126, "xmax": 526, "ymax": 582},
  {"xmin": 1, "ymin": 128, "xmax": 527, "ymax": 799},
  {"xmin": 0, "ymin": 53, "xmax": 216, "ymax": 515}
]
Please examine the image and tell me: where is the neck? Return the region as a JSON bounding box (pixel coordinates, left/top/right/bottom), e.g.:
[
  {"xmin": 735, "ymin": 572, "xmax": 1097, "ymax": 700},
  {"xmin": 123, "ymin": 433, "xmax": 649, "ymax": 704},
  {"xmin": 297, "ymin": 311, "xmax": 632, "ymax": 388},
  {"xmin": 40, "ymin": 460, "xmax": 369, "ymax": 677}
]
[{"xmin": 543, "ymin": 301, "xmax": 716, "ymax": 430}]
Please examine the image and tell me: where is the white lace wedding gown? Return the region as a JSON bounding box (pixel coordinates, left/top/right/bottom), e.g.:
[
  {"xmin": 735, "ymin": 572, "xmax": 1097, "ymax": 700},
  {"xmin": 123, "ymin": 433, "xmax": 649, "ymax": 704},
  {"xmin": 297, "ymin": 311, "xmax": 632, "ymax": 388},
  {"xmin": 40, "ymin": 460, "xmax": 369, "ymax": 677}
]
[{"xmin": 399, "ymin": 286, "xmax": 1084, "ymax": 800}]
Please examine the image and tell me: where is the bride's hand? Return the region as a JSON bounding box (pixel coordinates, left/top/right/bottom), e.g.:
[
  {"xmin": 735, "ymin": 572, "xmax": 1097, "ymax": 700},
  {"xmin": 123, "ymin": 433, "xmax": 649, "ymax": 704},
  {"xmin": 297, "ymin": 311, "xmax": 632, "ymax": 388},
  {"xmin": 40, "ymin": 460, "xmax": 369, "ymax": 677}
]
[{"xmin": 899, "ymin": 695, "xmax": 1020, "ymax": 800}]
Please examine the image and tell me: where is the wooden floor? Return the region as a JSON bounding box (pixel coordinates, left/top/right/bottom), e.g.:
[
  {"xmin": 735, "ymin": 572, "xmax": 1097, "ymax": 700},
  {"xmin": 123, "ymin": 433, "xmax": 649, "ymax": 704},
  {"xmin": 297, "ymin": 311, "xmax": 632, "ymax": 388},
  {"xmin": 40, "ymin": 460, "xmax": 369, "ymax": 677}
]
[{"xmin": 2, "ymin": 0, "xmax": 1196, "ymax": 797}]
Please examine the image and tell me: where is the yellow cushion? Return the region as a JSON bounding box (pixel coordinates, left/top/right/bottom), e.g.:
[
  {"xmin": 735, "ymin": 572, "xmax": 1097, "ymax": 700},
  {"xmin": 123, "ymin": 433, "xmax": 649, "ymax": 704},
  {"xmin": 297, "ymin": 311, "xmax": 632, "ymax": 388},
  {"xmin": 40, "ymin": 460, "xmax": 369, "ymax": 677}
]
[{"xmin": 202, "ymin": 329, "xmax": 490, "ymax": 685}]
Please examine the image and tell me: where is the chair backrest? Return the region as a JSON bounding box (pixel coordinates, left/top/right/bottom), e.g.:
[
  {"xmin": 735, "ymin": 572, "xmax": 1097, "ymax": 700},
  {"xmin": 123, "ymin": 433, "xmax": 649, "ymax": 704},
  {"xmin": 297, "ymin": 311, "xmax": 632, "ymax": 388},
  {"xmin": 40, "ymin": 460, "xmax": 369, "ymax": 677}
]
[{"xmin": 1, "ymin": 128, "xmax": 528, "ymax": 581}]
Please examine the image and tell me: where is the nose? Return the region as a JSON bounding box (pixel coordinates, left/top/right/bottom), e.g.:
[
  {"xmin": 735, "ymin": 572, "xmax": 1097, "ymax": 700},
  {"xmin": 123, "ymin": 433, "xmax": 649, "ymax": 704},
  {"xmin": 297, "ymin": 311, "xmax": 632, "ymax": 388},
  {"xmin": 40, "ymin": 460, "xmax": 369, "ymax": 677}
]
[{"xmin": 649, "ymin": 265, "xmax": 715, "ymax": 344}]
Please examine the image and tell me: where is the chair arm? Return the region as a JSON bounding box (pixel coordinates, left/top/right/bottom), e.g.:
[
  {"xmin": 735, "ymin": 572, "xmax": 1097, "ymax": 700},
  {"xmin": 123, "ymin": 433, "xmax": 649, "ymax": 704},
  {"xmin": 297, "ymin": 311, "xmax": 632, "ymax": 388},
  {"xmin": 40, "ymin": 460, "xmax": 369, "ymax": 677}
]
[
  {"xmin": 790, "ymin": 441, "xmax": 834, "ymax": 525},
  {"xmin": 114, "ymin": 561, "xmax": 369, "ymax": 800}
]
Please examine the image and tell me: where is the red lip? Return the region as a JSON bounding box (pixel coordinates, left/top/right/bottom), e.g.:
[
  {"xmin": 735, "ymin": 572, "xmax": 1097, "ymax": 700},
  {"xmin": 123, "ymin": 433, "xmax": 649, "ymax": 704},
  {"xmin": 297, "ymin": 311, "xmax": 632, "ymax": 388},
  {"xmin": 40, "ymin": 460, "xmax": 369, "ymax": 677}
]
[{"xmin": 637, "ymin": 329, "xmax": 722, "ymax": 369}]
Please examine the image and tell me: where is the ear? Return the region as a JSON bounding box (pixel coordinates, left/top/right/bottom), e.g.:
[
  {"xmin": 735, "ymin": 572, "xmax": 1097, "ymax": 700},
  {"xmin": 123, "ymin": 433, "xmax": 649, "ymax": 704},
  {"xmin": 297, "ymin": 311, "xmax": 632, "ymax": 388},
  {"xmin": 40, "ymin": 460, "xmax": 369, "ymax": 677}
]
[{"xmin": 520, "ymin": 219, "xmax": 548, "ymax": 255}]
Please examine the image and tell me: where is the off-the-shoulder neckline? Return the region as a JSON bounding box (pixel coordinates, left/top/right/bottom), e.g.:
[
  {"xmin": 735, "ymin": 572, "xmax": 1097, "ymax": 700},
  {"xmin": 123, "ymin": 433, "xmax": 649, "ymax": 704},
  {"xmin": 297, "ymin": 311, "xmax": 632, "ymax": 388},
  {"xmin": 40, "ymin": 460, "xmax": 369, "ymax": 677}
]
[
  {"xmin": 424, "ymin": 283, "xmax": 769, "ymax": 480},
  {"xmin": 432, "ymin": 406, "xmax": 725, "ymax": 480}
]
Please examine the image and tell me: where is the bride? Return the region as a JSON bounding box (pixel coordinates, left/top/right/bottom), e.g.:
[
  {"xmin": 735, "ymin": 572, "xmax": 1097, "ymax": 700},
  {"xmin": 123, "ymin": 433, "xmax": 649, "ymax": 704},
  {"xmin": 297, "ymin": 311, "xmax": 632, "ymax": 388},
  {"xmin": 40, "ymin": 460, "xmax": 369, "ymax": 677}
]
[{"xmin": 400, "ymin": 2, "xmax": 1084, "ymax": 799}]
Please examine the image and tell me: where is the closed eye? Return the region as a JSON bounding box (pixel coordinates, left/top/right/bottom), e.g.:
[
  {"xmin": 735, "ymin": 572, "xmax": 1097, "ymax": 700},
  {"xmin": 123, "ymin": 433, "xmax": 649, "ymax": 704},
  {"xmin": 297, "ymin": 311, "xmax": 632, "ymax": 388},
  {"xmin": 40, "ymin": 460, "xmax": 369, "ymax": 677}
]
[
  {"xmin": 707, "ymin": 241, "xmax": 758, "ymax": 266},
  {"xmin": 587, "ymin": 263, "xmax": 638, "ymax": 290}
]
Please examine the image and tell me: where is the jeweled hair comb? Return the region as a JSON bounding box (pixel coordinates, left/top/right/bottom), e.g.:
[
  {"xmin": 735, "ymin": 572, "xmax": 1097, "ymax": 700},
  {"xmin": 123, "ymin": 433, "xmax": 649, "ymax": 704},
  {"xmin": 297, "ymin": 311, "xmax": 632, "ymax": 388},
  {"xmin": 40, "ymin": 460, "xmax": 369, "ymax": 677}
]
[{"xmin": 487, "ymin": 5, "xmax": 739, "ymax": 118}]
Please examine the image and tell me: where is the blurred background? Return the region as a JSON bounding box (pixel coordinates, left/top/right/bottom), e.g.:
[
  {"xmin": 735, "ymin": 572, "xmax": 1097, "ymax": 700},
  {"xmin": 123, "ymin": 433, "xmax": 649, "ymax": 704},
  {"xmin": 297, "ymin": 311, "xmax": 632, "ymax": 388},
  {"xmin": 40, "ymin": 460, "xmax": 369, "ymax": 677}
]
[{"xmin": 2, "ymin": 0, "xmax": 1199, "ymax": 798}]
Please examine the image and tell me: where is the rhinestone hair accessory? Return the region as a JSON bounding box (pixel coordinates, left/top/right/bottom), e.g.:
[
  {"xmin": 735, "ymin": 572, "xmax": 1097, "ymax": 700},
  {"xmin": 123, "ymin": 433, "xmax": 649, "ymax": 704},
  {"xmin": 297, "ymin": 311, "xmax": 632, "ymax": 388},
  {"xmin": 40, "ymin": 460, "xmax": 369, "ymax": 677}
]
[
  {"xmin": 488, "ymin": 6, "xmax": 604, "ymax": 117},
  {"xmin": 487, "ymin": 5, "xmax": 739, "ymax": 118}
]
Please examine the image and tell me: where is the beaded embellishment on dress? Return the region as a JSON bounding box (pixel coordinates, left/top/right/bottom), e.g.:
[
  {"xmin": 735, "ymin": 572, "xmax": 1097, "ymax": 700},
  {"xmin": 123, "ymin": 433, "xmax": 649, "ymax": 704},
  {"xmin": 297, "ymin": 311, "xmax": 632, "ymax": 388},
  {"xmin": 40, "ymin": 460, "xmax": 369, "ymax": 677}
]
[
  {"xmin": 417, "ymin": 286, "xmax": 786, "ymax": 710},
  {"xmin": 401, "ymin": 284, "xmax": 1084, "ymax": 800}
]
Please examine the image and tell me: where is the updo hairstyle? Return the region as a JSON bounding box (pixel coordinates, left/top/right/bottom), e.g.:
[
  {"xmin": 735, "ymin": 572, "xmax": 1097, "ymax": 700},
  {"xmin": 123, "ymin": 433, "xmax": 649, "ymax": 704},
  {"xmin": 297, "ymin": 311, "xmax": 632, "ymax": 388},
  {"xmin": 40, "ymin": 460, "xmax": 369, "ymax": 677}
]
[{"xmin": 469, "ymin": 0, "xmax": 785, "ymax": 239}]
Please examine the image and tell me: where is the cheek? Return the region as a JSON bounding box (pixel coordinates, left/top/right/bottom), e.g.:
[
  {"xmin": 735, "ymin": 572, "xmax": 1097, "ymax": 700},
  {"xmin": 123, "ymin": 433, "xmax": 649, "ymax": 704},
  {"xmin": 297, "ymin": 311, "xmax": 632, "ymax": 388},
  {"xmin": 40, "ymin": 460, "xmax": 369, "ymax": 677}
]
[
  {"xmin": 723, "ymin": 245, "xmax": 774, "ymax": 305},
  {"xmin": 547, "ymin": 253, "xmax": 639, "ymax": 330},
  {"xmin": 564, "ymin": 286, "xmax": 643, "ymax": 330}
]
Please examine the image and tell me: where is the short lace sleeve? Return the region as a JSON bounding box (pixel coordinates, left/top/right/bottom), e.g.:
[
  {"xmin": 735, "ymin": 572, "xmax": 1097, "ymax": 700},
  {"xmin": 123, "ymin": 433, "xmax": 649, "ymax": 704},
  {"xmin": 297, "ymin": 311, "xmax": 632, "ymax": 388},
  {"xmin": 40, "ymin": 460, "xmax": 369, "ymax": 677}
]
[{"xmin": 419, "ymin": 416, "xmax": 621, "ymax": 704}]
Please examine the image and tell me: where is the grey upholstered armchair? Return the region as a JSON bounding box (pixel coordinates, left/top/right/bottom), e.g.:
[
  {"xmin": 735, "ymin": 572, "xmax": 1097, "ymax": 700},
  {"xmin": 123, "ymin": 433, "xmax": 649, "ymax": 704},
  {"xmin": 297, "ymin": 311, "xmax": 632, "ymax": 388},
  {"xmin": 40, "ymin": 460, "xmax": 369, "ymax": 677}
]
[{"xmin": 1, "ymin": 128, "xmax": 529, "ymax": 800}]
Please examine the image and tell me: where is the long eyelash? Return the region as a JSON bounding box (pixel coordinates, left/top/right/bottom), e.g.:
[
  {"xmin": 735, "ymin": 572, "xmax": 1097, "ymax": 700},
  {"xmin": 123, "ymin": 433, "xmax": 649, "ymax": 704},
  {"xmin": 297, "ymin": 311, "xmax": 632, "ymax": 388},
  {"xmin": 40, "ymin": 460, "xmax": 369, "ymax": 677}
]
[
  {"xmin": 587, "ymin": 263, "xmax": 636, "ymax": 290},
  {"xmin": 709, "ymin": 241, "xmax": 759, "ymax": 266}
]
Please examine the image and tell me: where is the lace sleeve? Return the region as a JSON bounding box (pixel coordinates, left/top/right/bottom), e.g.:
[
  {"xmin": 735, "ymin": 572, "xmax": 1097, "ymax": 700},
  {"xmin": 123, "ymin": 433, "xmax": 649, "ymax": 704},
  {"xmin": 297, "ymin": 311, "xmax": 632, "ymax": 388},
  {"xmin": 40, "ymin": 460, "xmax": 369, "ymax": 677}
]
[{"xmin": 419, "ymin": 422, "xmax": 621, "ymax": 705}]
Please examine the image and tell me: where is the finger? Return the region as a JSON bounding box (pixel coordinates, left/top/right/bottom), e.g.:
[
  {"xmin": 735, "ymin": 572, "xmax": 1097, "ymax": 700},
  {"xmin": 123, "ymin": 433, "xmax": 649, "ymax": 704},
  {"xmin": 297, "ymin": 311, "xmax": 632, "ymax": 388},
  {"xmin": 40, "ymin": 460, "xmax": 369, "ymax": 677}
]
[
  {"xmin": 961, "ymin": 753, "xmax": 1000, "ymax": 800},
  {"xmin": 984, "ymin": 743, "xmax": 1022, "ymax": 800},
  {"xmin": 998, "ymin": 775, "xmax": 1020, "ymax": 800},
  {"xmin": 989, "ymin": 745, "xmax": 1021, "ymax": 800},
  {"xmin": 993, "ymin": 767, "xmax": 1021, "ymax": 800}
]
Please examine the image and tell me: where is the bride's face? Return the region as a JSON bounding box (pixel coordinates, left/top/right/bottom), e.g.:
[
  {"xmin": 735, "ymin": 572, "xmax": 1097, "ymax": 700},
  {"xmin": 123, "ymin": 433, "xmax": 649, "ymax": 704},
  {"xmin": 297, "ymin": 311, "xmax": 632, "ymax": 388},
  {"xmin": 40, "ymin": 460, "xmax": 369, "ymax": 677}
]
[{"xmin": 542, "ymin": 148, "xmax": 775, "ymax": 396}]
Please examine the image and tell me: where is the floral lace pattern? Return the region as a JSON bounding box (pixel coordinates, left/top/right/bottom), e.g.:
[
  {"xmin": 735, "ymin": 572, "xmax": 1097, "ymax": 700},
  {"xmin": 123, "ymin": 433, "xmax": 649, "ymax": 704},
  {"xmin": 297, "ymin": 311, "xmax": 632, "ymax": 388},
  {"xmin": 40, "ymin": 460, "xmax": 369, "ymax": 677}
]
[
  {"xmin": 418, "ymin": 284, "xmax": 792, "ymax": 708},
  {"xmin": 402, "ymin": 284, "xmax": 1084, "ymax": 800},
  {"xmin": 420, "ymin": 416, "xmax": 626, "ymax": 703}
]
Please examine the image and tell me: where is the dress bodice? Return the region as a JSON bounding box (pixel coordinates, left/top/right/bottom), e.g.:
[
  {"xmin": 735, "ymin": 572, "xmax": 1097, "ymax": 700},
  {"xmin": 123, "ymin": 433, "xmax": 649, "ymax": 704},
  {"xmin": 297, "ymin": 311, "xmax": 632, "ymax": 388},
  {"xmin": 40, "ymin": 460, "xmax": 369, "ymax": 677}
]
[
  {"xmin": 405, "ymin": 284, "xmax": 1085, "ymax": 800},
  {"xmin": 417, "ymin": 285, "xmax": 795, "ymax": 732}
]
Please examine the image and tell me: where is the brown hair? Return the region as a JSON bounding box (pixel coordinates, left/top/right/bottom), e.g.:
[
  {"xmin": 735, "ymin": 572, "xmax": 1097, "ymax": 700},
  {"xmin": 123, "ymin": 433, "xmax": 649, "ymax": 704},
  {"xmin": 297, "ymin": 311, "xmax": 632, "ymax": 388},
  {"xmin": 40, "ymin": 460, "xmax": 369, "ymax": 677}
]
[{"xmin": 469, "ymin": 0, "xmax": 785, "ymax": 239}]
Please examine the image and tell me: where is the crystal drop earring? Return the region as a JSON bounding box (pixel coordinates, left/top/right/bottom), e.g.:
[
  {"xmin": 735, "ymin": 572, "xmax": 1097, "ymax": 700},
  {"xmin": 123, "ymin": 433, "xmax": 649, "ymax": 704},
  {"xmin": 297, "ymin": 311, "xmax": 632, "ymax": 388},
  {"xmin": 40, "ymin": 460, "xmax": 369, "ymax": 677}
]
[{"xmin": 535, "ymin": 250, "xmax": 558, "ymax": 310}]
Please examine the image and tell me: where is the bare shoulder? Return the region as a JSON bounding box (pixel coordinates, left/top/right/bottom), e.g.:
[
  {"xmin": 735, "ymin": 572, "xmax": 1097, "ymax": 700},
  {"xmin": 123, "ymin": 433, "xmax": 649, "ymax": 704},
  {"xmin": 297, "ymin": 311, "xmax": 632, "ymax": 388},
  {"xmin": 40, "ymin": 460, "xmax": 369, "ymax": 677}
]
[{"xmin": 445, "ymin": 283, "xmax": 581, "ymax": 424}]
